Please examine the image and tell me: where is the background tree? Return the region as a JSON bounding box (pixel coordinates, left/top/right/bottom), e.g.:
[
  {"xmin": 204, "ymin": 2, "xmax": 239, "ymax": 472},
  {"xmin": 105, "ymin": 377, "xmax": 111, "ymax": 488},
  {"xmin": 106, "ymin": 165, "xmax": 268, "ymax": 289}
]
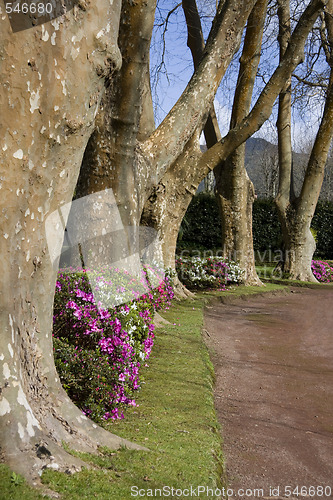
[
  {"xmin": 214, "ymin": 0, "xmax": 268, "ymax": 286},
  {"xmin": 275, "ymin": 0, "xmax": 333, "ymax": 280},
  {"xmin": 259, "ymin": 150, "xmax": 279, "ymax": 198},
  {"xmin": 142, "ymin": 0, "xmax": 327, "ymax": 288}
]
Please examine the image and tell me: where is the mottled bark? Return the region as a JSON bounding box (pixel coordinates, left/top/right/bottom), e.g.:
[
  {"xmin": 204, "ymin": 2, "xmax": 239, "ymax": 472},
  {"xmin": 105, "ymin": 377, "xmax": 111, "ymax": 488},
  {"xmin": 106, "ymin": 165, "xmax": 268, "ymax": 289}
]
[
  {"xmin": 141, "ymin": 133, "xmax": 202, "ymax": 297},
  {"xmin": 283, "ymin": 79, "xmax": 333, "ymax": 281},
  {"xmin": 76, "ymin": 0, "xmax": 156, "ymax": 225},
  {"xmin": 0, "ymin": 3, "xmax": 143, "ymax": 487},
  {"xmin": 76, "ymin": 0, "xmax": 256, "ymax": 280},
  {"xmin": 72, "ymin": 0, "xmax": 157, "ymax": 270},
  {"xmin": 275, "ymin": 0, "xmax": 333, "ymax": 281}
]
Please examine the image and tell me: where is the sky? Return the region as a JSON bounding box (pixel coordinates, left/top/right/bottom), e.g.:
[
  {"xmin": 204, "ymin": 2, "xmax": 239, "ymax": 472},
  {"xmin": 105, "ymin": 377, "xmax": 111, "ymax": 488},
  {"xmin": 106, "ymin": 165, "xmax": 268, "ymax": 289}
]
[{"xmin": 150, "ymin": 0, "xmax": 326, "ymax": 153}]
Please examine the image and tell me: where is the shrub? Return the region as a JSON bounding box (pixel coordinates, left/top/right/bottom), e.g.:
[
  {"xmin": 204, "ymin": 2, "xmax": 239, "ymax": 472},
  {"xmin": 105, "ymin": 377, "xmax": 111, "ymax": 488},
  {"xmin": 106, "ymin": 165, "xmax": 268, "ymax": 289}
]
[
  {"xmin": 175, "ymin": 256, "xmax": 244, "ymax": 289},
  {"xmin": 53, "ymin": 265, "xmax": 174, "ymax": 423},
  {"xmin": 177, "ymin": 193, "xmax": 222, "ymax": 251},
  {"xmin": 178, "ymin": 195, "xmax": 333, "ymax": 260},
  {"xmin": 311, "ymin": 202, "xmax": 333, "ymax": 259},
  {"xmin": 252, "ymin": 199, "xmax": 282, "ymax": 253},
  {"xmin": 311, "ymin": 260, "xmax": 333, "ymax": 283}
]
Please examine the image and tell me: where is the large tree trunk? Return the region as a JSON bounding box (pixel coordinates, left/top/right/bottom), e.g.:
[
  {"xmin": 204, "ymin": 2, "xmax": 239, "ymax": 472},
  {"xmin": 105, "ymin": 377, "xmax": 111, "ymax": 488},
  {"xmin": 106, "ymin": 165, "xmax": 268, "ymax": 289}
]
[
  {"xmin": 0, "ymin": 3, "xmax": 143, "ymax": 487},
  {"xmin": 275, "ymin": 0, "xmax": 333, "ymax": 281},
  {"xmin": 279, "ymin": 76, "xmax": 333, "ymax": 280},
  {"xmin": 75, "ymin": 0, "xmax": 156, "ymax": 228},
  {"xmin": 215, "ymin": 152, "xmax": 260, "ymax": 284},
  {"xmin": 214, "ymin": 0, "xmax": 268, "ymax": 286},
  {"xmin": 71, "ymin": 0, "xmax": 157, "ymax": 273},
  {"xmin": 141, "ymin": 134, "xmax": 202, "ymax": 298},
  {"xmin": 278, "ymin": 203, "xmax": 317, "ymax": 281}
]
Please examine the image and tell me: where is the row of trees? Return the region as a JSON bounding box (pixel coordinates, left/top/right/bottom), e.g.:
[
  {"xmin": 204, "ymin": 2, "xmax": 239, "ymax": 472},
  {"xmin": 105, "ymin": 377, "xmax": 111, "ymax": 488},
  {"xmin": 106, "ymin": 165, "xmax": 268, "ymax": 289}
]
[{"xmin": 0, "ymin": 0, "xmax": 332, "ymax": 485}]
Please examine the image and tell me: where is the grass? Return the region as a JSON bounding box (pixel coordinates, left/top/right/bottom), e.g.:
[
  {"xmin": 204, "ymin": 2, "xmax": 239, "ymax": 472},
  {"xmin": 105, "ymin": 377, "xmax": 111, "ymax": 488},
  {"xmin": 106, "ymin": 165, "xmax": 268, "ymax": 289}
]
[
  {"xmin": 0, "ymin": 281, "xmax": 297, "ymax": 499},
  {"xmin": 0, "ymin": 296, "xmax": 224, "ymax": 499},
  {"xmin": 255, "ymin": 263, "xmax": 333, "ymax": 288},
  {"xmin": 0, "ymin": 467, "xmax": 47, "ymax": 500}
]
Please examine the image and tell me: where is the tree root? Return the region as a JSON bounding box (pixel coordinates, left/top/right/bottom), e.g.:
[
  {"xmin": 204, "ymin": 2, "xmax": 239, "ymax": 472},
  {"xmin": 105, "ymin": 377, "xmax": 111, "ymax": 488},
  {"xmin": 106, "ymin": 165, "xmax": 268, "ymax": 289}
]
[{"xmin": 173, "ymin": 278, "xmax": 195, "ymax": 299}]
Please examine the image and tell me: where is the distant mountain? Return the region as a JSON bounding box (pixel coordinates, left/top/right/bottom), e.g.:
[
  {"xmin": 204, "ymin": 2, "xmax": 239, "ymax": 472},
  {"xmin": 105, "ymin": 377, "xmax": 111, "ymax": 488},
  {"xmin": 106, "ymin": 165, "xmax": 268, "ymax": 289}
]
[{"xmin": 199, "ymin": 137, "xmax": 333, "ymax": 201}]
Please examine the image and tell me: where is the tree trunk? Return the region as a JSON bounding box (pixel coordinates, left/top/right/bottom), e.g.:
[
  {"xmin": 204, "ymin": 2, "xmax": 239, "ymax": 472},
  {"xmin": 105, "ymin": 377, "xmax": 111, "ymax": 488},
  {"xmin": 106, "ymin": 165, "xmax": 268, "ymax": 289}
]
[
  {"xmin": 75, "ymin": 0, "xmax": 256, "ymax": 284},
  {"xmin": 215, "ymin": 0, "xmax": 268, "ymax": 286},
  {"xmin": 141, "ymin": 0, "xmax": 325, "ymax": 288},
  {"xmin": 275, "ymin": 0, "xmax": 333, "ymax": 281},
  {"xmin": 141, "ymin": 134, "xmax": 202, "ymax": 298},
  {"xmin": 140, "ymin": 0, "xmax": 260, "ymax": 288},
  {"xmin": 278, "ymin": 205, "xmax": 317, "ymax": 281},
  {"xmin": 75, "ymin": 0, "xmax": 156, "ymax": 225},
  {"xmin": 0, "ymin": 3, "xmax": 143, "ymax": 487},
  {"xmin": 215, "ymin": 148, "xmax": 260, "ymax": 285}
]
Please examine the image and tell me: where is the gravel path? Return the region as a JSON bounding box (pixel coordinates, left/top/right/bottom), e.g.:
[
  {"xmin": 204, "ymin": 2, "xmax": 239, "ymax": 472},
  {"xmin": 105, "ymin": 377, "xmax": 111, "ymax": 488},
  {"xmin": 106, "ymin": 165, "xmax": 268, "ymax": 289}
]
[{"xmin": 204, "ymin": 287, "xmax": 333, "ymax": 500}]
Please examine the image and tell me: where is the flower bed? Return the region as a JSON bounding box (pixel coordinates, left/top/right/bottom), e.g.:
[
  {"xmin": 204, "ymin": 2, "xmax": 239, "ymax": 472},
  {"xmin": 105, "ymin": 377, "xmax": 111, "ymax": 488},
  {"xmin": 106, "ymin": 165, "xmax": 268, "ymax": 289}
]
[
  {"xmin": 175, "ymin": 256, "xmax": 244, "ymax": 289},
  {"xmin": 53, "ymin": 265, "xmax": 174, "ymax": 423},
  {"xmin": 311, "ymin": 260, "xmax": 333, "ymax": 283}
]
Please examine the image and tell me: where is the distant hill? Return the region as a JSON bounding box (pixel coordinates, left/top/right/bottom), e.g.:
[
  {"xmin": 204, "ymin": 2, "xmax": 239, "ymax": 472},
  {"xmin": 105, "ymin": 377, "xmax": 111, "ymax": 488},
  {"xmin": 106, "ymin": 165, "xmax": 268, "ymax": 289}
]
[{"xmin": 199, "ymin": 137, "xmax": 333, "ymax": 201}]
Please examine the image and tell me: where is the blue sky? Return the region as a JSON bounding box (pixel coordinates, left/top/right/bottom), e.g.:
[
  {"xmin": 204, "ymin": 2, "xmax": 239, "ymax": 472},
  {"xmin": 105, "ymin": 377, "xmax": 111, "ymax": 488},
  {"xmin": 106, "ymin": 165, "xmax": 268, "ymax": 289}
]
[{"xmin": 150, "ymin": 0, "xmax": 326, "ymax": 152}]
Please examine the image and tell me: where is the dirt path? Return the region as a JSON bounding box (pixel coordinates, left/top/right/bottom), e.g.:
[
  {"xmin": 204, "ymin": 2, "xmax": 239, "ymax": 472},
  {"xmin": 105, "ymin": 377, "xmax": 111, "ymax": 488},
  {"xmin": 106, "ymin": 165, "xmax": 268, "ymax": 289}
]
[{"xmin": 204, "ymin": 287, "xmax": 333, "ymax": 500}]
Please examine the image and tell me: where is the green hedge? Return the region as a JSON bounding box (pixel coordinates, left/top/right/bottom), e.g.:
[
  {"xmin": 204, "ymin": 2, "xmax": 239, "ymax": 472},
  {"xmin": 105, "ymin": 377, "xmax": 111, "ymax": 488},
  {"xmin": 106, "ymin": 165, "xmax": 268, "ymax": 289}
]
[
  {"xmin": 177, "ymin": 193, "xmax": 222, "ymax": 252},
  {"xmin": 178, "ymin": 194, "xmax": 333, "ymax": 260},
  {"xmin": 312, "ymin": 201, "xmax": 333, "ymax": 258},
  {"xmin": 252, "ymin": 199, "xmax": 282, "ymax": 254}
]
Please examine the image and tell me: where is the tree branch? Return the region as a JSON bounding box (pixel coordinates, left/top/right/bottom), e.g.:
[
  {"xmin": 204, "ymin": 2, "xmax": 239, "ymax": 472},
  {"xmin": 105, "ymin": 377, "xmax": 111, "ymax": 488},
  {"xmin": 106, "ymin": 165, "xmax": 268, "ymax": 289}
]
[
  {"xmin": 199, "ymin": 0, "xmax": 328, "ymax": 172},
  {"xmin": 182, "ymin": 0, "xmax": 222, "ymax": 146},
  {"xmin": 141, "ymin": 0, "xmax": 257, "ymax": 179},
  {"xmin": 292, "ymin": 72, "xmax": 328, "ymax": 87}
]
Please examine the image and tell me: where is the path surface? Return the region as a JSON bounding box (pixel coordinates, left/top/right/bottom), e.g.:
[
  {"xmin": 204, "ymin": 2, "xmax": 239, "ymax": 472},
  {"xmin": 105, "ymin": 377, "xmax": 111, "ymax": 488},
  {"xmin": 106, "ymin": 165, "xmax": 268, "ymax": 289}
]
[{"xmin": 204, "ymin": 287, "xmax": 333, "ymax": 500}]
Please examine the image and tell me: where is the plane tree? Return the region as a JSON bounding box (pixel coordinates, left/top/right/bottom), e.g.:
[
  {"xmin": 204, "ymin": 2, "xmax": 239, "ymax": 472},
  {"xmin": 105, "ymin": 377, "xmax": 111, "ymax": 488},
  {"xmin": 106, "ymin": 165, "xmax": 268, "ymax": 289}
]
[
  {"xmin": 141, "ymin": 0, "xmax": 328, "ymax": 288},
  {"xmin": 0, "ymin": 0, "xmax": 143, "ymax": 487},
  {"xmin": 275, "ymin": 0, "xmax": 333, "ymax": 280}
]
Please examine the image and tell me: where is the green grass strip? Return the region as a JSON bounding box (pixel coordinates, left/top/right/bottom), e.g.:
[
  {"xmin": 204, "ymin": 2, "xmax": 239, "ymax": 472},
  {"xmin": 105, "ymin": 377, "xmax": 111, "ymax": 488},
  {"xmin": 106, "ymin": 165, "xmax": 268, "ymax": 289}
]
[{"xmin": 41, "ymin": 296, "xmax": 225, "ymax": 499}]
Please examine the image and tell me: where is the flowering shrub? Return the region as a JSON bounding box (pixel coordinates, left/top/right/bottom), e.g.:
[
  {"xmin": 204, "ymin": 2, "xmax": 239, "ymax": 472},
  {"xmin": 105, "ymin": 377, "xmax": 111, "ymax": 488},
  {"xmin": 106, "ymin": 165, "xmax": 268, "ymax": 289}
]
[
  {"xmin": 53, "ymin": 265, "xmax": 173, "ymax": 423},
  {"xmin": 175, "ymin": 256, "xmax": 244, "ymax": 289},
  {"xmin": 311, "ymin": 260, "xmax": 333, "ymax": 283}
]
